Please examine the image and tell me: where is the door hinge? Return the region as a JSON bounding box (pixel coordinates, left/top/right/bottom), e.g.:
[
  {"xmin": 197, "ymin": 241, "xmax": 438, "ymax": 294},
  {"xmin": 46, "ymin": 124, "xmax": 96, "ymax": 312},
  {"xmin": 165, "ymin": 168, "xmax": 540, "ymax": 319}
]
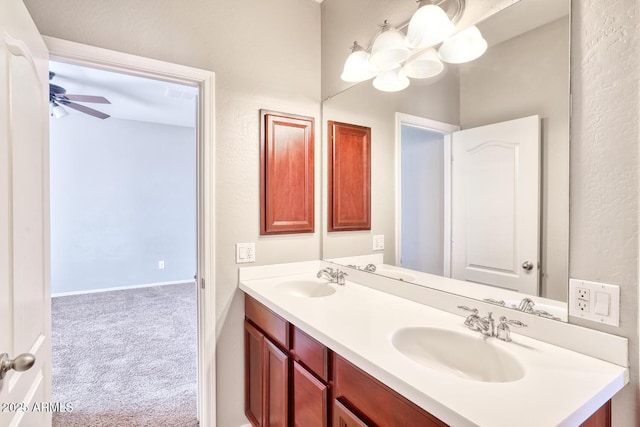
[{"xmin": 200, "ymin": 278, "xmax": 205, "ymax": 289}]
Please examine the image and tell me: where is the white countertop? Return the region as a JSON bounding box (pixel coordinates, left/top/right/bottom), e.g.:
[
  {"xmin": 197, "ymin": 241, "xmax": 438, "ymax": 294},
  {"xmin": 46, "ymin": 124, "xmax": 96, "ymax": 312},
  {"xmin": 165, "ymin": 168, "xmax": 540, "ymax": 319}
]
[{"xmin": 240, "ymin": 269, "xmax": 628, "ymax": 427}]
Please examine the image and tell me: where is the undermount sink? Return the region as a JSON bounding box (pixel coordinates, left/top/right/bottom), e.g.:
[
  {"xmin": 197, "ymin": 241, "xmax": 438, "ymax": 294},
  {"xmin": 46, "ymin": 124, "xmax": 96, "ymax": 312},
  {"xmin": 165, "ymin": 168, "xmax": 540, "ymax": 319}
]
[
  {"xmin": 376, "ymin": 268, "xmax": 417, "ymax": 282},
  {"xmin": 391, "ymin": 327, "xmax": 525, "ymax": 383},
  {"xmin": 277, "ymin": 280, "xmax": 336, "ymax": 298}
]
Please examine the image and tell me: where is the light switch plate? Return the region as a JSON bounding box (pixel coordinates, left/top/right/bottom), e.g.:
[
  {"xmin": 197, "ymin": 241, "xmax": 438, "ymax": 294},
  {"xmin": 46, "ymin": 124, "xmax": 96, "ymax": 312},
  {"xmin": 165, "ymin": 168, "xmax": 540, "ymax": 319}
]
[
  {"xmin": 569, "ymin": 278, "xmax": 620, "ymax": 326},
  {"xmin": 373, "ymin": 235, "xmax": 384, "ymax": 251},
  {"xmin": 235, "ymin": 242, "xmax": 256, "ymax": 264}
]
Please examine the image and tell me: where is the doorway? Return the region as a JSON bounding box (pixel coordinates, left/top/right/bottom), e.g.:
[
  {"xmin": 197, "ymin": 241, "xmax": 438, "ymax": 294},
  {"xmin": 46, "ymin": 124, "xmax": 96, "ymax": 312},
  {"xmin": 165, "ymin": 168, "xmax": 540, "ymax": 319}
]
[
  {"xmin": 49, "ymin": 60, "xmax": 199, "ymax": 425},
  {"xmin": 45, "ymin": 36, "xmax": 217, "ymax": 426},
  {"xmin": 395, "ymin": 113, "xmax": 459, "ymax": 276}
]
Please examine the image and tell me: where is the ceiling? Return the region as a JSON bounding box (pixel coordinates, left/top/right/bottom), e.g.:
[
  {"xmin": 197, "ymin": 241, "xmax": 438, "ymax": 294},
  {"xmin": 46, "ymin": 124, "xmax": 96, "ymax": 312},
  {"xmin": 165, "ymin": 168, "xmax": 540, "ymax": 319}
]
[{"xmin": 49, "ymin": 61, "xmax": 198, "ymax": 128}]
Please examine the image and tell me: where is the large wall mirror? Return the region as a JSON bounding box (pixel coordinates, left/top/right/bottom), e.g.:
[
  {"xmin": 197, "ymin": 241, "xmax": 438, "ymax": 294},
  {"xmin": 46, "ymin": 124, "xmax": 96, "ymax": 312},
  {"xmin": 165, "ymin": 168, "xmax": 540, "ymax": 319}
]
[{"xmin": 321, "ymin": 0, "xmax": 571, "ymax": 320}]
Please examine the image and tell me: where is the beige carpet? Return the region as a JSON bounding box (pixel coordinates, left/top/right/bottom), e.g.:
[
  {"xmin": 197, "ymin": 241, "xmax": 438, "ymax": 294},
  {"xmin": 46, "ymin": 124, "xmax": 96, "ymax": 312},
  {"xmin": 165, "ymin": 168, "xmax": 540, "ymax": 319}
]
[{"xmin": 51, "ymin": 283, "xmax": 198, "ymax": 427}]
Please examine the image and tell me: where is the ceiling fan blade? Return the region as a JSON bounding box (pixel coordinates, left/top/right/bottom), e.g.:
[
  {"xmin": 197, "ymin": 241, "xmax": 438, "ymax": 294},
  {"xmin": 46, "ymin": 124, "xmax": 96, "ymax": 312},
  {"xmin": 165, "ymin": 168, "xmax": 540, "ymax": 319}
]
[
  {"xmin": 63, "ymin": 101, "xmax": 110, "ymax": 119},
  {"xmin": 62, "ymin": 94, "xmax": 111, "ymax": 104}
]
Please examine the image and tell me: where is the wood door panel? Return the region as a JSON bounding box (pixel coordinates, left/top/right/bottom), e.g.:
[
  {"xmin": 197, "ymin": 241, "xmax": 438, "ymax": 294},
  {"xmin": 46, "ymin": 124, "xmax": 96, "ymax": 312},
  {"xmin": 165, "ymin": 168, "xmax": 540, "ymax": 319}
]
[
  {"xmin": 261, "ymin": 110, "xmax": 314, "ymax": 235},
  {"xmin": 245, "ymin": 321, "xmax": 264, "ymax": 426},
  {"xmin": 264, "ymin": 338, "xmax": 289, "ymax": 427},
  {"xmin": 292, "ymin": 361, "xmax": 328, "ymax": 427},
  {"xmin": 328, "ymin": 121, "xmax": 371, "ymax": 231},
  {"xmin": 334, "ymin": 399, "xmax": 369, "ymax": 427}
]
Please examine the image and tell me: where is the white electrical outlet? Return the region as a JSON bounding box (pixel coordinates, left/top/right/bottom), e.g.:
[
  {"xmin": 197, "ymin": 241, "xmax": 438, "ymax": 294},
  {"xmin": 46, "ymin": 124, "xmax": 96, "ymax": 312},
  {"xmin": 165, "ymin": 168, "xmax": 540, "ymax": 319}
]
[
  {"xmin": 236, "ymin": 243, "xmax": 256, "ymax": 264},
  {"xmin": 158, "ymin": 260, "xmax": 165, "ymax": 269},
  {"xmin": 569, "ymin": 279, "xmax": 620, "ymax": 326},
  {"xmin": 373, "ymin": 235, "xmax": 385, "ymax": 251}
]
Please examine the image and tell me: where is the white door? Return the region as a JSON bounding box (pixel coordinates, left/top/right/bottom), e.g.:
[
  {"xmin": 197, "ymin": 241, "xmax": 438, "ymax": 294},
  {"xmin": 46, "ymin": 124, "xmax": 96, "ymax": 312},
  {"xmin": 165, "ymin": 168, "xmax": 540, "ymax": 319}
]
[
  {"xmin": 451, "ymin": 116, "xmax": 540, "ymax": 295},
  {"xmin": 0, "ymin": 1, "xmax": 51, "ymax": 426}
]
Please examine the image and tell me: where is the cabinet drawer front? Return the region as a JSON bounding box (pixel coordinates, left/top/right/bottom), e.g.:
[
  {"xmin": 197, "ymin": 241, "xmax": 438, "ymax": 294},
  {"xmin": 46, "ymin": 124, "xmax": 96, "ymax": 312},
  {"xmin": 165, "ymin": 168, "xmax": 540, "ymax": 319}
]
[
  {"xmin": 292, "ymin": 326, "xmax": 329, "ymax": 381},
  {"xmin": 293, "ymin": 361, "xmax": 328, "ymax": 427},
  {"xmin": 245, "ymin": 295, "xmax": 290, "ymax": 348},
  {"xmin": 334, "ymin": 355, "xmax": 448, "ymax": 427}
]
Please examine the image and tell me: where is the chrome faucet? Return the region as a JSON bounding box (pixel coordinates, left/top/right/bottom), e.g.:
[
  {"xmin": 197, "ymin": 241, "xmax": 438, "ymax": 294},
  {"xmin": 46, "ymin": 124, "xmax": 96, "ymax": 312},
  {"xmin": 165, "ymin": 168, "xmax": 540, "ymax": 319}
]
[
  {"xmin": 516, "ymin": 297, "xmax": 536, "ymax": 312},
  {"xmin": 363, "ymin": 263, "xmax": 377, "ymax": 272},
  {"xmin": 317, "ymin": 267, "xmax": 348, "ymax": 285},
  {"xmin": 458, "ymin": 306, "xmax": 526, "ymax": 341}
]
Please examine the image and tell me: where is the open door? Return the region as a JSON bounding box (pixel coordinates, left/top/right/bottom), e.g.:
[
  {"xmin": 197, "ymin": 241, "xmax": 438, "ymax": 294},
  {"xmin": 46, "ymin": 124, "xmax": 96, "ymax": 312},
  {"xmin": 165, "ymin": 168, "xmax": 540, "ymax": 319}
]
[
  {"xmin": 0, "ymin": 1, "xmax": 52, "ymax": 425},
  {"xmin": 451, "ymin": 116, "xmax": 540, "ymax": 295}
]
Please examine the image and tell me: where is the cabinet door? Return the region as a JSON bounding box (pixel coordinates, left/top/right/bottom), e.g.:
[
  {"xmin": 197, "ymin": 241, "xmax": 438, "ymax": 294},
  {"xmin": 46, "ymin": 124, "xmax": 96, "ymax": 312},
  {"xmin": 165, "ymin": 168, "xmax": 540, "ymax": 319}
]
[
  {"xmin": 292, "ymin": 361, "xmax": 328, "ymax": 427},
  {"xmin": 245, "ymin": 321, "xmax": 264, "ymax": 426},
  {"xmin": 328, "ymin": 121, "xmax": 371, "ymax": 231},
  {"xmin": 334, "ymin": 400, "xmax": 369, "ymax": 427},
  {"xmin": 264, "ymin": 338, "xmax": 289, "ymax": 427}
]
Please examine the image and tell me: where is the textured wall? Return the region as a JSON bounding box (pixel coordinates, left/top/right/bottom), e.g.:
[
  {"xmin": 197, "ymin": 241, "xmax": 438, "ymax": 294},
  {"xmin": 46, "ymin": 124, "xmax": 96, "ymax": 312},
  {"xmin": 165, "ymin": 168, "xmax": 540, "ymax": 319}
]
[
  {"xmin": 569, "ymin": 1, "xmax": 639, "ymax": 425},
  {"xmin": 50, "ymin": 115, "xmax": 196, "ymax": 294},
  {"xmin": 24, "ymin": 0, "xmax": 322, "ymax": 425}
]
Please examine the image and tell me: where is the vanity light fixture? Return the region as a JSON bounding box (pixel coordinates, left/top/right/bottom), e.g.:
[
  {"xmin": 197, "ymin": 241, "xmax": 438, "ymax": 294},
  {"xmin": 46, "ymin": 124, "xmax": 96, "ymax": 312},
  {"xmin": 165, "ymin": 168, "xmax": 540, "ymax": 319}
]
[
  {"xmin": 340, "ymin": 0, "xmax": 486, "ymax": 92},
  {"xmin": 341, "ymin": 42, "xmax": 379, "ymax": 83},
  {"xmin": 438, "ymin": 25, "xmax": 487, "ymax": 64}
]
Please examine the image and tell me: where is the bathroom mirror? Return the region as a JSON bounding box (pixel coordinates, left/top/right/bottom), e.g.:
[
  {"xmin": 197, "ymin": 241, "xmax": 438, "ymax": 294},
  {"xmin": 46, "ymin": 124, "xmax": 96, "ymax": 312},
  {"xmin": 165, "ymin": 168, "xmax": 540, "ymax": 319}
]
[{"xmin": 321, "ymin": 0, "xmax": 571, "ymax": 320}]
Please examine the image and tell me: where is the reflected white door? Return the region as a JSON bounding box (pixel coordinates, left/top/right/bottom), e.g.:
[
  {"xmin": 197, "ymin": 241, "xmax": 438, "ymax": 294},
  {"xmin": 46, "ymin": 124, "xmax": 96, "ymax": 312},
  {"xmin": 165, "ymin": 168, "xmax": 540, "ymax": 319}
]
[
  {"xmin": 451, "ymin": 116, "xmax": 540, "ymax": 295},
  {"xmin": 0, "ymin": 1, "xmax": 51, "ymax": 425}
]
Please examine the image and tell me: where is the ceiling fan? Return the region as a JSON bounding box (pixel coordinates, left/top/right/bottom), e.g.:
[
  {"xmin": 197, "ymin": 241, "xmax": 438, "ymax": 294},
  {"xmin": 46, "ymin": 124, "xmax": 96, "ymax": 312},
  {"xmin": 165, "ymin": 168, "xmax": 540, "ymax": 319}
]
[{"xmin": 49, "ymin": 71, "xmax": 111, "ymax": 119}]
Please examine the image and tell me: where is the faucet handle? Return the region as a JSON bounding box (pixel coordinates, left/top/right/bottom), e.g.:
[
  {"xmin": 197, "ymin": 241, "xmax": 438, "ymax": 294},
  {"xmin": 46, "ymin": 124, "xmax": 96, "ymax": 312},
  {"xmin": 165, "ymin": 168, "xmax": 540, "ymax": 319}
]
[
  {"xmin": 496, "ymin": 316, "xmax": 527, "ymax": 342},
  {"xmin": 457, "ymin": 305, "xmax": 478, "ymax": 315},
  {"xmin": 483, "ymin": 298, "xmax": 505, "ymax": 306}
]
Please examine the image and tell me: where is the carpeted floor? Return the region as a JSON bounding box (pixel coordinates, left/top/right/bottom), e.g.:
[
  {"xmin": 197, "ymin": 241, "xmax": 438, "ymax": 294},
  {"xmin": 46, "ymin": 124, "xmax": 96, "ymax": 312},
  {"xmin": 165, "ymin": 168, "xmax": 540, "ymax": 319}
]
[{"xmin": 51, "ymin": 283, "xmax": 199, "ymax": 427}]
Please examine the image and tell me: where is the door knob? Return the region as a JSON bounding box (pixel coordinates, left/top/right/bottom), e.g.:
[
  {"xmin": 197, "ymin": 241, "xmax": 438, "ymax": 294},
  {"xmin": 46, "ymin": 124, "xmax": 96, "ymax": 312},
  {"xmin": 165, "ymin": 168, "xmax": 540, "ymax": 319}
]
[
  {"xmin": 521, "ymin": 261, "xmax": 534, "ymax": 271},
  {"xmin": 0, "ymin": 353, "xmax": 35, "ymax": 380}
]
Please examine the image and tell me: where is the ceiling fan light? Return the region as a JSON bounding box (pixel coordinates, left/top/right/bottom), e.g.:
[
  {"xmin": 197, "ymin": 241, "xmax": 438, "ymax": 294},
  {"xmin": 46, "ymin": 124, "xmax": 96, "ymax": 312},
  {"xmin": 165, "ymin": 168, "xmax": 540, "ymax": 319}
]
[
  {"xmin": 438, "ymin": 25, "xmax": 488, "ymax": 64},
  {"xmin": 341, "ymin": 44, "xmax": 378, "ymax": 82},
  {"xmin": 405, "ymin": 4, "xmax": 455, "ymax": 49},
  {"xmin": 369, "ymin": 24, "xmax": 411, "ymax": 71},
  {"xmin": 51, "ymin": 102, "xmax": 68, "ymax": 119},
  {"xmin": 373, "ymin": 67, "xmax": 410, "ymax": 92},
  {"xmin": 402, "ymin": 47, "xmax": 444, "ymax": 79}
]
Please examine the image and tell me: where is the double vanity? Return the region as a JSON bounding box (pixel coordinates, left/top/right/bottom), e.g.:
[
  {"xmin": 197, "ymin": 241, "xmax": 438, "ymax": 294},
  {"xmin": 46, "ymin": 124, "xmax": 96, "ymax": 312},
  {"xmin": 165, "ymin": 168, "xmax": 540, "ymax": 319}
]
[{"xmin": 239, "ymin": 261, "xmax": 628, "ymax": 427}]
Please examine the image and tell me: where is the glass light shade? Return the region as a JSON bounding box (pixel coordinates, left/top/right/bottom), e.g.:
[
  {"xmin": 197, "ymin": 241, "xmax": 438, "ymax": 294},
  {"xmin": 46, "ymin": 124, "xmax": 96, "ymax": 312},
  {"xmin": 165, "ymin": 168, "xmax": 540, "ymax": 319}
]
[
  {"xmin": 51, "ymin": 103, "xmax": 68, "ymax": 119},
  {"xmin": 373, "ymin": 67, "xmax": 410, "ymax": 92},
  {"xmin": 341, "ymin": 50, "xmax": 378, "ymax": 82},
  {"xmin": 438, "ymin": 26, "xmax": 488, "ymax": 64},
  {"xmin": 369, "ymin": 26, "xmax": 411, "ymax": 71},
  {"xmin": 402, "ymin": 48, "xmax": 444, "ymax": 79},
  {"xmin": 405, "ymin": 4, "xmax": 455, "ymax": 49}
]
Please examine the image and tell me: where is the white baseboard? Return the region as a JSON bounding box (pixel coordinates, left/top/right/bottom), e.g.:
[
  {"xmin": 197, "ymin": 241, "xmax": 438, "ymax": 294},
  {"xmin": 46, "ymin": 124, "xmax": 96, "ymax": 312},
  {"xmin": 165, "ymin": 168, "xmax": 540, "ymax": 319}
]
[{"xmin": 52, "ymin": 279, "xmax": 196, "ymax": 298}]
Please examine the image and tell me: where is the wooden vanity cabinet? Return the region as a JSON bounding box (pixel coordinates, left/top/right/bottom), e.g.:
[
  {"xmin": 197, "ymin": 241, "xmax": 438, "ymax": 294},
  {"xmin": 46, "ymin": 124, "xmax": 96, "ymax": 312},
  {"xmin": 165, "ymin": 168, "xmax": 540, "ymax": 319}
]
[
  {"xmin": 245, "ymin": 295, "xmax": 612, "ymax": 427},
  {"xmin": 245, "ymin": 296, "xmax": 330, "ymax": 427},
  {"xmin": 245, "ymin": 297, "xmax": 290, "ymax": 427}
]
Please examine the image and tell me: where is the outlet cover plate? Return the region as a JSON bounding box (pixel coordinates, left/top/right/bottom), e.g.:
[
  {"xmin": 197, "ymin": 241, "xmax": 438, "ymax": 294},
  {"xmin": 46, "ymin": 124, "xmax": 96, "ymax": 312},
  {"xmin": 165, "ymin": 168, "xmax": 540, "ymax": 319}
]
[
  {"xmin": 373, "ymin": 235, "xmax": 385, "ymax": 251},
  {"xmin": 569, "ymin": 278, "xmax": 620, "ymax": 326},
  {"xmin": 236, "ymin": 243, "xmax": 256, "ymax": 264}
]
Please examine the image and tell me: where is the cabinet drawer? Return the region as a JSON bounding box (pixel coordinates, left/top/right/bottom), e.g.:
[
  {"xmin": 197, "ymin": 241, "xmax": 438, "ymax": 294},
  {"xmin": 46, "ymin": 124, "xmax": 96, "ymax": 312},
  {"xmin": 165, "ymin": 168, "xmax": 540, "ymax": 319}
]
[
  {"xmin": 292, "ymin": 326, "xmax": 329, "ymax": 382},
  {"xmin": 245, "ymin": 295, "xmax": 289, "ymax": 349},
  {"xmin": 333, "ymin": 355, "xmax": 448, "ymax": 427}
]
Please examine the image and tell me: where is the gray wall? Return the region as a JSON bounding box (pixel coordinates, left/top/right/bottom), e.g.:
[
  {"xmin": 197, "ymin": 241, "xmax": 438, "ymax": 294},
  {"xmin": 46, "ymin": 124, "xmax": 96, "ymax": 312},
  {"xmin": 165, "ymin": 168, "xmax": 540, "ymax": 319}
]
[
  {"xmin": 23, "ymin": 0, "xmax": 321, "ymax": 425},
  {"xmin": 50, "ymin": 114, "xmax": 196, "ymax": 294}
]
